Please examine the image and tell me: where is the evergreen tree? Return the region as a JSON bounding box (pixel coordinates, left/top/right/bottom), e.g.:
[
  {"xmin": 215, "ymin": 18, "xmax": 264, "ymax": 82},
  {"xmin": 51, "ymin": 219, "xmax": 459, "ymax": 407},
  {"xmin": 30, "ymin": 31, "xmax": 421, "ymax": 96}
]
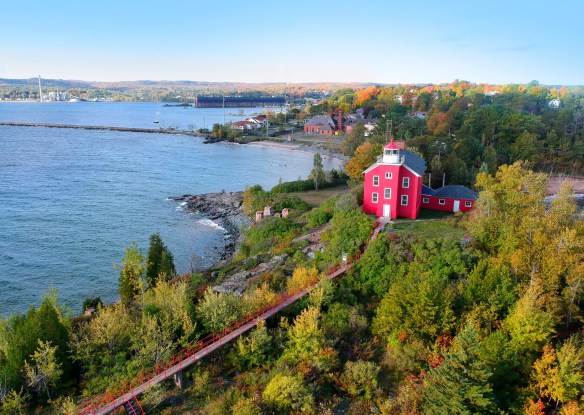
[
  {"xmin": 0, "ymin": 296, "xmax": 71, "ymax": 390},
  {"xmin": 146, "ymin": 233, "xmax": 176, "ymax": 287},
  {"xmin": 422, "ymin": 324, "xmax": 497, "ymax": 415}
]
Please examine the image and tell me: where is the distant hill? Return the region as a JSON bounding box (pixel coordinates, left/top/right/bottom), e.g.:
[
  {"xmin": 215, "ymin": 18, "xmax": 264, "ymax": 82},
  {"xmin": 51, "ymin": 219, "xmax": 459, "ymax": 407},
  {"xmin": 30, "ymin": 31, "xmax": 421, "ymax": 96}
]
[{"xmin": 0, "ymin": 78, "xmax": 380, "ymax": 92}]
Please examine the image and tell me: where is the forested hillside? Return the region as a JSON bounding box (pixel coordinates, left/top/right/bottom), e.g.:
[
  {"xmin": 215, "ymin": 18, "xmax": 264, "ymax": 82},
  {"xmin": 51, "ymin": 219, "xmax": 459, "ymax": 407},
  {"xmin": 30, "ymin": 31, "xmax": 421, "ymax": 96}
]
[
  {"xmin": 310, "ymin": 82, "xmax": 584, "ymax": 185},
  {"xmin": 1, "ymin": 162, "xmax": 583, "ymax": 415}
]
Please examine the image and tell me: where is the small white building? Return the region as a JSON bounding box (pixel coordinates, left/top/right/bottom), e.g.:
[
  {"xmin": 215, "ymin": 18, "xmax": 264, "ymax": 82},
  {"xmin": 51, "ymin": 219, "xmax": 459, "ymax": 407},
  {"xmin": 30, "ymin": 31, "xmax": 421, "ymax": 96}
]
[{"xmin": 548, "ymin": 98, "xmax": 561, "ymax": 109}]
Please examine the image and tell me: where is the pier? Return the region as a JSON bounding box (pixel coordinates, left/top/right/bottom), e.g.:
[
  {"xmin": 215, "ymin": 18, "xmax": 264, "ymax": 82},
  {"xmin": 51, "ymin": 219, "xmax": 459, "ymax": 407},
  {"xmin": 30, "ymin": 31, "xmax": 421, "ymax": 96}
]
[
  {"xmin": 0, "ymin": 122, "xmax": 202, "ymax": 137},
  {"xmin": 195, "ymin": 96, "xmax": 286, "ymax": 108}
]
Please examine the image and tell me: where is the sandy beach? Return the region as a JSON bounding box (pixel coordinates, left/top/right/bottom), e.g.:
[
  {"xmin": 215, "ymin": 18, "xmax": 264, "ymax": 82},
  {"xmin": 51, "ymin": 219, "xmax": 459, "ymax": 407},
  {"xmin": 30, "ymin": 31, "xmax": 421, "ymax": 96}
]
[{"xmin": 245, "ymin": 139, "xmax": 349, "ymax": 164}]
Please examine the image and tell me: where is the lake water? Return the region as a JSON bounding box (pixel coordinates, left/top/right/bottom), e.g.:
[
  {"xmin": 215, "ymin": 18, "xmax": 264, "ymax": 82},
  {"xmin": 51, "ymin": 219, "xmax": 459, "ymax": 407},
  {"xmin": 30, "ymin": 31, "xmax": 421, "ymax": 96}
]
[{"xmin": 0, "ymin": 102, "xmax": 342, "ymax": 316}]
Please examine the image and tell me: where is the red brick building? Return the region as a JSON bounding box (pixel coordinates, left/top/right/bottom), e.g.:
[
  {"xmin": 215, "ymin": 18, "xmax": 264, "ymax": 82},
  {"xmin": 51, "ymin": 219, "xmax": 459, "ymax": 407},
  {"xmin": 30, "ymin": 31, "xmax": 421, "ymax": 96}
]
[{"xmin": 303, "ymin": 115, "xmax": 337, "ymax": 135}]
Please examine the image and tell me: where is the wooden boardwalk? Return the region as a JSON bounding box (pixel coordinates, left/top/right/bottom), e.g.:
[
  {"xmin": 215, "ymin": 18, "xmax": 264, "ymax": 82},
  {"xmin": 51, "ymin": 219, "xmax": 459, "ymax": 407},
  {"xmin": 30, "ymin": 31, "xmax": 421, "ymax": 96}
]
[{"xmin": 74, "ymin": 222, "xmax": 383, "ymax": 415}]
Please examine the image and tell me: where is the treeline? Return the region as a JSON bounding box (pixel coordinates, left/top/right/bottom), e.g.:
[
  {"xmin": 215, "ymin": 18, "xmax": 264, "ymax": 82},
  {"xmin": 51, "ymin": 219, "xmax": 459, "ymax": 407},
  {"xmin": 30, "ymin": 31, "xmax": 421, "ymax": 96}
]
[{"xmin": 0, "ymin": 79, "xmax": 370, "ymax": 103}]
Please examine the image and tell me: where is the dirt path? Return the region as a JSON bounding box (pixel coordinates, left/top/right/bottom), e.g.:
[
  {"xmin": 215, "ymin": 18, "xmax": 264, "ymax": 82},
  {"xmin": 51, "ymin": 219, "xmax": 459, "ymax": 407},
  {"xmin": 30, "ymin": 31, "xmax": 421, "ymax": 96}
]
[{"xmin": 547, "ymin": 175, "xmax": 584, "ymax": 195}]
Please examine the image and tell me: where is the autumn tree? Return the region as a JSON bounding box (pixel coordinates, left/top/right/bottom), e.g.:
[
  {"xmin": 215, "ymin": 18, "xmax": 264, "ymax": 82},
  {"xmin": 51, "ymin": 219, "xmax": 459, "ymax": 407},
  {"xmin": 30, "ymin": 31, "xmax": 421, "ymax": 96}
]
[
  {"xmin": 71, "ymin": 303, "xmax": 135, "ymax": 390},
  {"xmin": 355, "ymin": 86, "xmax": 379, "ymax": 106},
  {"xmin": 118, "ymin": 242, "xmax": 147, "ymax": 305},
  {"xmin": 196, "ymin": 289, "xmax": 241, "ymax": 332},
  {"xmin": 345, "ymin": 142, "xmax": 382, "ymax": 180},
  {"xmin": 230, "ymin": 320, "xmax": 272, "ymax": 371},
  {"xmin": 24, "ymin": 340, "xmax": 62, "ymax": 400},
  {"xmin": 531, "ymin": 337, "xmax": 584, "ymax": 408},
  {"xmin": 339, "ymin": 360, "xmax": 381, "ymax": 400},
  {"xmin": 262, "ymin": 373, "xmax": 315, "ymax": 414},
  {"xmin": 503, "ymin": 283, "xmax": 558, "ymax": 356},
  {"xmin": 341, "ymin": 122, "xmax": 366, "ymax": 156},
  {"xmin": 286, "ymin": 266, "xmax": 319, "ymax": 295}
]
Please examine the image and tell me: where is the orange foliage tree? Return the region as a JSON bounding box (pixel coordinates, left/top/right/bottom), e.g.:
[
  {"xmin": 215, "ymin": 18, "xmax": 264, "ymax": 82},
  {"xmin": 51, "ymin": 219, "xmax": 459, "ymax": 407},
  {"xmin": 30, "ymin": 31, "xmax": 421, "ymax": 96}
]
[
  {"xmin": 345, "ymin": 142, "xmax": 382, "ymax": 180},
  {"xmin": 355, "ymin": 86, "xmax": 380, "ymax": 106}
]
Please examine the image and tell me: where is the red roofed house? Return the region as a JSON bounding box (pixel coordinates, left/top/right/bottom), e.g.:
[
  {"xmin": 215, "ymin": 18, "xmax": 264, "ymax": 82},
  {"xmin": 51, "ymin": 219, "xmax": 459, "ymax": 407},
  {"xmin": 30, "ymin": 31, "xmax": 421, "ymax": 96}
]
[
  {"xmin": 231, "ymin": 120, "xmax": 259, "ymax": 131},
  {"xmin": 363, "ymin": 139, "xmax": 477, "ymax": 219}
]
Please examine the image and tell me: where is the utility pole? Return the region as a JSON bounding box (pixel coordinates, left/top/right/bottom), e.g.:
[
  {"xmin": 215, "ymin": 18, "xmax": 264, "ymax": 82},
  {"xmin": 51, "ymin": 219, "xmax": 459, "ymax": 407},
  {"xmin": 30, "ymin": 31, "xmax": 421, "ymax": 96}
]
[{"xmin": 386, "ymin": 119, "xmax": 393, "ymax": 143}]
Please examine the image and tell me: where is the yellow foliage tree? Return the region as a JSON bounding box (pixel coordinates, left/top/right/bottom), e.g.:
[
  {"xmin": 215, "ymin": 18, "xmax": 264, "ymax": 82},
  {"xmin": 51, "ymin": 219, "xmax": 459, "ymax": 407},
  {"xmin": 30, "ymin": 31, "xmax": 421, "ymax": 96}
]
[
  {"xmin": 345, "ymin": 142, "xmax": 382, "ymax": 180},
  {"xmin": 287, "ymin": 267, "xmax": 320, "ymax": 295}
]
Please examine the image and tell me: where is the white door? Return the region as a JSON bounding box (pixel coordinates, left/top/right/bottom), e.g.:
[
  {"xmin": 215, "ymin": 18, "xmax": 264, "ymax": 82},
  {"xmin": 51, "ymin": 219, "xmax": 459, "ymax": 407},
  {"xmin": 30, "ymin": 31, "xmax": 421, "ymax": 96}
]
[
  {"xmin": 453, "ymin": 200, "xmax": 460, "ymax": 212},
  {"xmin": 383, "ymin": 204, "xmax": 391, "ymax": 218}
]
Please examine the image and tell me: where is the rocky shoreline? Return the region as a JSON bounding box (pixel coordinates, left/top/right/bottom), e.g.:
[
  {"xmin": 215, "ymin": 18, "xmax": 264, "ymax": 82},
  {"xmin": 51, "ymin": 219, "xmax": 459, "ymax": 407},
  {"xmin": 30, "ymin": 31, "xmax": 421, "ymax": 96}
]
[{"xmin": 169, "ymin": 191, "xmax": 252, "ymax": 265}]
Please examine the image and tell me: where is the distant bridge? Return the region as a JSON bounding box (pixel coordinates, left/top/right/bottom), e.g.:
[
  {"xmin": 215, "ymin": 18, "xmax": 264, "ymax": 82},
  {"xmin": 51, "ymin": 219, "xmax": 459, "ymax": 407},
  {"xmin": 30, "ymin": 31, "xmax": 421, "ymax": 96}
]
[{"xmin": 73, "ymin": 222, "xmax": 383, "ymax": 415}]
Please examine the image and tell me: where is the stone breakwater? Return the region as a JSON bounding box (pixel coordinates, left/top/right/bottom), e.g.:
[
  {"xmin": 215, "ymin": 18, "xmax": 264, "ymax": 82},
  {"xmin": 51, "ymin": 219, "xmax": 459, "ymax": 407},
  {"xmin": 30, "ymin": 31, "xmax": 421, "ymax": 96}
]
[{"xmin": 169, "ymin": 192, "xmax": 252, "ymax": 263}]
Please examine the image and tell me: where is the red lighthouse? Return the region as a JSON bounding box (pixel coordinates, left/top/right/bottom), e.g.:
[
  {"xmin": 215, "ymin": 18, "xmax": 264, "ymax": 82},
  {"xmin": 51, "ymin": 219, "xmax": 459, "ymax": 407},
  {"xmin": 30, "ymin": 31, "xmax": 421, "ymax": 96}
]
[
  {"xmin": 362, "ymin": 139, "xmax": 478, "ymax": 219},
  {"xmin": 362, "ymin": 139, "xmax": 426, "ymax": 219}
]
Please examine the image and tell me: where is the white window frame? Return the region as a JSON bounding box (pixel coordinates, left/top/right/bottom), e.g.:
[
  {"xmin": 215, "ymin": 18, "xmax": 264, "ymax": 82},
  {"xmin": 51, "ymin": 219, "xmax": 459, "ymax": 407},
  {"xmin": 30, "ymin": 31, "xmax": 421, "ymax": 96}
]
[
  {"xmin": 373, "ymin": 175, "xmax": 379, "ymax": 186},
  {"xmin": 465, "ymin": 201, "xmax": 472, "ymax": 207},
  {"xmin": 384, "ymin": 188, "xmax": 391, "ymax": 199},
  {"xmin": 422, "ymin": 197, "xmax": 429, "ymax": 203},
  {"xmin": 385, "ymin": 172, "xmax": 392, "ymax": 179},
  {"xmin": 439, "ymin": 199, "xmax": 446, "ymax": 205},
  {"xmin": 401, "ymin": 195, "xmax": 408, "ymax": 206},
  {"xmin": 402, "ymin": 177, "xmax": 409, "ymax": 188},
  {"xmin": 372, "ymin": 192, "xmax": 378, "ymax": 203}
]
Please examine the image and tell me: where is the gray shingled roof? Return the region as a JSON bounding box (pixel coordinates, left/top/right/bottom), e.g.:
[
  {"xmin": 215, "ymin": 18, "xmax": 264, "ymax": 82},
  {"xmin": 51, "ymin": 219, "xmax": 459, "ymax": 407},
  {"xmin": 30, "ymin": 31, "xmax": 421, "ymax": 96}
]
[
  {"xmin": 422, "ymin": 185, "xmax": 435, "ymax": 196},
  {"xmin": 401, "ymin": 150, "xmax": 426, "ymax": 176},
  {"xmin": 305, "ymin": 115, "xmax": 335, "ymax": 127},
  {"xmin": 430, "ymin": 185, "xmax": 478, "ymax": 200}
]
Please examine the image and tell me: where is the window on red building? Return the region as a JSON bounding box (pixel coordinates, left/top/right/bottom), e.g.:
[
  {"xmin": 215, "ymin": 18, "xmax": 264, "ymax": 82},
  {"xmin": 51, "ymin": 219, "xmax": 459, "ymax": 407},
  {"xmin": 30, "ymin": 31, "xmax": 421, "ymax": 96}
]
[
  {"xmin": 385, "ymin": 172, "xmax": 392, "ymax": 179},
  {"xmin": 373, "ymin": 176, "xmax": 379, "ymax": 186},
  {"xmin": 465, "ymin": 201, "xmax": 472, "ymax": 207},
  {"xmin": 422, "ymin": 197, "xmax": 429, "ymax": 203},
  {"xmin": 402, "ymin": 177, "xmax": 409, "ymax": 188},
  {"xmin": 439, "ymin": 199, "xmax": 445, "ymax": 205},
  {"xmin": 372, "ymin": 193, "xmax": 378, "ymax": 203},
  {"xmin": 401, "ymin": 195, "xmax": 408, "ymax": 205},
  {"xmin": 384, "ymin": 188, "xmax": 391, "ymax": 199}
]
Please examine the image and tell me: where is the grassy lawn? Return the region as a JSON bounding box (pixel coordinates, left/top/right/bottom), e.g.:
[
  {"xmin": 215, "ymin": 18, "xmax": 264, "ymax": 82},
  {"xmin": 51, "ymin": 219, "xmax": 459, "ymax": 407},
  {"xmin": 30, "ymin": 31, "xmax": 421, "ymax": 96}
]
[
  {"xmin": 390, "ymin": 218, "xmax": 467, "ymax": 240},
  {"xmin": 293, "ymin": 184, "xmax": 350, "ymax": 206},
  {"xmin": 416, "ymin": 208, "xmax": 455, "ymax": 219}
]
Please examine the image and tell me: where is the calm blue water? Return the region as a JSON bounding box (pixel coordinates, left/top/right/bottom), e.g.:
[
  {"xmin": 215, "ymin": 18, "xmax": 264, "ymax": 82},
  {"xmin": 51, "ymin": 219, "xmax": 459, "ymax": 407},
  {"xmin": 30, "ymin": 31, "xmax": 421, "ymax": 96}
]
[{"xmin": 0, "ymin": 103, "xmax": 342, "ymax": 316}]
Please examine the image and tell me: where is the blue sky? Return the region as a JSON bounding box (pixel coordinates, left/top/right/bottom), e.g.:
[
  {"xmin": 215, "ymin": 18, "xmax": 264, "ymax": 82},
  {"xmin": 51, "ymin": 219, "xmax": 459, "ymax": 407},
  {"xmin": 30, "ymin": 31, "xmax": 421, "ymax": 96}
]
[{"xmin": 1, "ymin": 0, "xmax": 582, "ymax": 85}]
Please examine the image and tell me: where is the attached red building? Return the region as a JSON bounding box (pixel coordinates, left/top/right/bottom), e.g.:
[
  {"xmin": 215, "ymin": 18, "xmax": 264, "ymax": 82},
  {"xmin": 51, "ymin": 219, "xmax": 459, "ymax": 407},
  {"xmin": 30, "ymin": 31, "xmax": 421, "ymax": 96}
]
[
  {"xmin": 363, "ymin": 139, "xmax": 477, "ymax": 219},
  {"xmin": 421, "ymin": 185, "xmax": 477, "ymax": 213}
]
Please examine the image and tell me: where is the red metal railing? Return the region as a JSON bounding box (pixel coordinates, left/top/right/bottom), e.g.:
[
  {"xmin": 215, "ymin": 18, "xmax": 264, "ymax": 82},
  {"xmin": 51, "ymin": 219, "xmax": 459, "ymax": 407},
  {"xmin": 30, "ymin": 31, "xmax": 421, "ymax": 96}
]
[{"xmin": 73, "ymin": 222, "xmax": 382, "ymax": 415}]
